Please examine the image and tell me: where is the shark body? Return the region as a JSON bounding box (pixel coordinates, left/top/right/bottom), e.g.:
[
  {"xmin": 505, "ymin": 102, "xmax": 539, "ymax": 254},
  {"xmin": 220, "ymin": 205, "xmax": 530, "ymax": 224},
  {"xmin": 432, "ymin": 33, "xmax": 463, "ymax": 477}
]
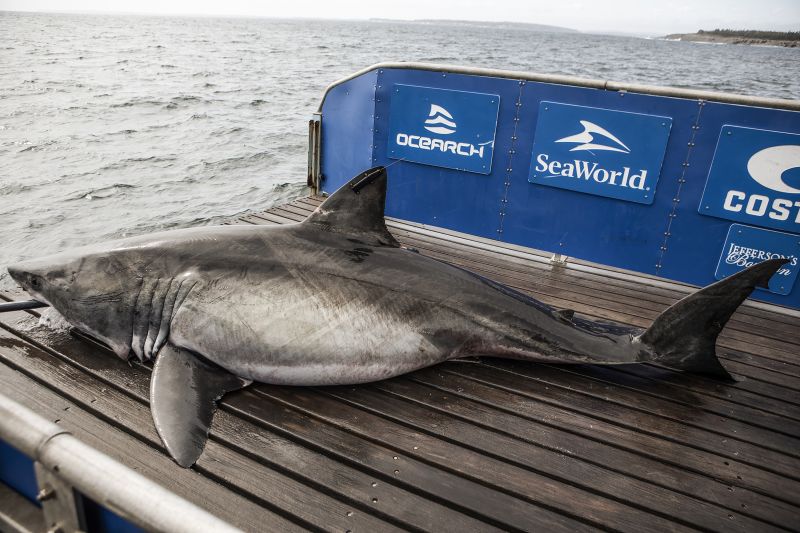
[{"xmin": 8, "ymin": 167, "xmax": 786, "ymax": 467}]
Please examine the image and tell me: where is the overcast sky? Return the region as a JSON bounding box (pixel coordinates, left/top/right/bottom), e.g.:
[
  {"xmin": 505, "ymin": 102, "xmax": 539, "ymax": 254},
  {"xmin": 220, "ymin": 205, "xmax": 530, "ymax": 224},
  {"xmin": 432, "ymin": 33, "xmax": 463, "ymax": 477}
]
[{"xmin": 2, "ymin": 0, "xmax": 798, "ymax": 34}]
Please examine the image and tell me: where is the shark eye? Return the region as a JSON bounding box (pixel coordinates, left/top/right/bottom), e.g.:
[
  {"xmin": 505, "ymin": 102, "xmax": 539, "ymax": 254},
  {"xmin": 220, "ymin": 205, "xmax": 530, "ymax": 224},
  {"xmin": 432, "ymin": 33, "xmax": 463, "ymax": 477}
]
[{"xmin": 29, "ymin": 276, "xmax": 41, "ymax": 289}]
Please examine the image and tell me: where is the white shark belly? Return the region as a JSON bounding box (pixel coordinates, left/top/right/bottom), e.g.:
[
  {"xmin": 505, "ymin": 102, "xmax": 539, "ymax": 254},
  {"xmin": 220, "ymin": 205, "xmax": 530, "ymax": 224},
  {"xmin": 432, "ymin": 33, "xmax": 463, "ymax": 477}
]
[{"xmin": 167, "ymin": 274, "xmax": 453, "ymax": 386}]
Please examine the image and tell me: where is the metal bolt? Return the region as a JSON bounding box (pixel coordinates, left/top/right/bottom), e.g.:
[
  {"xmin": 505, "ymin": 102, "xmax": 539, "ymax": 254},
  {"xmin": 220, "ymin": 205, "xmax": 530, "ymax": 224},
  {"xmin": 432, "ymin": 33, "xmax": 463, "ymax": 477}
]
[{"xmin": 37, "ymin": 487, "xmax": 55, "ymax": 502}]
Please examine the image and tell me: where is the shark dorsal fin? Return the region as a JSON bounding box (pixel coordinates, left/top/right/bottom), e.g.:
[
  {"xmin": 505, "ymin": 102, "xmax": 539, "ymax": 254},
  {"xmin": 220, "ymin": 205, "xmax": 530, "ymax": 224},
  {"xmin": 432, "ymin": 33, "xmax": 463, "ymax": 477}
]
[{"xmin": 305, "ymin": 166, "xmax": 399, "ymax": 246}]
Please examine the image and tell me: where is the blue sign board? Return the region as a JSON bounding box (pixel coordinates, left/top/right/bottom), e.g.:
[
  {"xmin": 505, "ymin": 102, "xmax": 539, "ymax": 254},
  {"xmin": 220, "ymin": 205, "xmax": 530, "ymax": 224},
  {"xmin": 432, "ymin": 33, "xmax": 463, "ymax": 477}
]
[
  {"xmin": 716, "ymin": 224, "xmax": 799, "ymax": 295},
  {"xmin": 528, "ymin": 101, "xmax": 672, "ymax": 204},
  {"xmin": 387, "ymin": 84, "xmax": 499, "ymax": 174},
  {"xmin": 700, "ymin": 126, "xmax": 800, "ymax": 233}
]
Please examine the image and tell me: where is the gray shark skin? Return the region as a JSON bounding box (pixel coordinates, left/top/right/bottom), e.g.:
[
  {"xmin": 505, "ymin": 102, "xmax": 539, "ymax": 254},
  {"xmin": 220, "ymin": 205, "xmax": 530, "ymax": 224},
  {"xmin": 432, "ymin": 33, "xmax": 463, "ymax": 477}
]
[{"xmin": 8, "ymin": 166, "xmax": 787, "ymax": 467}]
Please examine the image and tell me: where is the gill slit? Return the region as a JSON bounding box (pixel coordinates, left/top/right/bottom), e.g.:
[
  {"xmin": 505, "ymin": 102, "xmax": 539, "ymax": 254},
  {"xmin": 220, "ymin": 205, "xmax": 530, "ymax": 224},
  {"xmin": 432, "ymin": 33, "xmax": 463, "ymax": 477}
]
[
  {"xmin": 140, "ymin": 277, "xmax": 161, "ymax": 358},
  {"xmin": 152, "ymin": 276, "xmax": 184, "ymax": 357},
  {"xmin": 129, "ymin": 277, "xmax": 146, "ymax": 360}
]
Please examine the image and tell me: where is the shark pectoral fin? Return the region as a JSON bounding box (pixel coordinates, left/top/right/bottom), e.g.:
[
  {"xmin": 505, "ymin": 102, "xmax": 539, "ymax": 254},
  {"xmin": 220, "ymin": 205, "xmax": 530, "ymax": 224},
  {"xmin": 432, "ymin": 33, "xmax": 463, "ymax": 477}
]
[{"xmin": 150, "ymin": 344, "xmax": 250, "ymax": 467}]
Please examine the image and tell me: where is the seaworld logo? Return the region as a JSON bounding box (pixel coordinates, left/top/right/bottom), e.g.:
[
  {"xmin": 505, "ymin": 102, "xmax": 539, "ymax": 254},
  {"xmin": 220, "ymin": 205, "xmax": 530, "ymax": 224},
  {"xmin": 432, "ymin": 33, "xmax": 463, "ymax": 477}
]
[
  {"xmin": 534, "ymin": 120, "xmax": 647, "ymax": 190},
  {"xmin": 528, "ymin": 101, "xmax": 671, "ymax": 205},
  {"xmin": 555, "ymin": 120, "xmax": 631, "ymax": 154},
  {"xmin": 424, "ymin": 104, "xmax": 457, "ymax": 135}
]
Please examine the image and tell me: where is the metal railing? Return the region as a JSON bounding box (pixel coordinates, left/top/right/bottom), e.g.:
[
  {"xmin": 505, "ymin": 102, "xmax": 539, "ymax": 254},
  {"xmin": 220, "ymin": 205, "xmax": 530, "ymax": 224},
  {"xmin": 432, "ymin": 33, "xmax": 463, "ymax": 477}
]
[
  {"xmin": 307, "ymin": 61, "xmax": 800, "ymax": 193},
  {"xmin": 0, "ymin": 393, "xmax": 242, "ymax": 533},
  {"xmin": 316, "ymin": 61, "xmax": 800, "ymax": 113}
]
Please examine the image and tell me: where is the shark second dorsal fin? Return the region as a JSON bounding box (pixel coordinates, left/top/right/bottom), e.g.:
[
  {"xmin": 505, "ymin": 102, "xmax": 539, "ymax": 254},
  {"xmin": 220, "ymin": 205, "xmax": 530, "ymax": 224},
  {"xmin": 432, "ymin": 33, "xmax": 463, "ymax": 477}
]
[{"xmin": 305, "ymin": 166, "xmax": 399, "ymax": 246}]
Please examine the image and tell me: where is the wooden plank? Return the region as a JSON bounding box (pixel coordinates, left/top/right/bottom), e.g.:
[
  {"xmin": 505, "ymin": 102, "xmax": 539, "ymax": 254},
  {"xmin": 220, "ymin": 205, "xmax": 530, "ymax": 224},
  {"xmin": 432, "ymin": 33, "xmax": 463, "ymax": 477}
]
[
  {"xmin": 0, "ymin": 321, "xmax": 402, "ymax": 532},
  {"xmin": 0, "ymin": 364, "xmax": 300, "ymax": 533},
  {"xmin": 437, "ymin": 364, "xmax": 800, "ymax": 504},
  {"xmin": 543, "ymin": 363, "xmax": 800, "ymax": 439},
  {"xmin": 255, "ymin": 387, "xmax": 696, "ymax": 532},
  {"xmin": 476, "ymin": 361, "xmax": 800, "ymax": 451},
  {"xmin": 225, "ymin": 391, "xmax": 561, "ymax": 532},
  {"xmin": 372, "ymin": 374, "xmax": 800, "ymax": 529},
  {"xmin": 334, "ymin": 381, "xmax": 784, "ymax": 532}
]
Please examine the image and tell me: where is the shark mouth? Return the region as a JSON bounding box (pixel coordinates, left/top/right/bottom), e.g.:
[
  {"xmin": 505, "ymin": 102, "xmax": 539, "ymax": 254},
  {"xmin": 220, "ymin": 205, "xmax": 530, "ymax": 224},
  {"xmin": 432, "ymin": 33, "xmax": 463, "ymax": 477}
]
[
  {"xmin": 556, "ymin": 120, "xmax": 631, "ymax": 153},
  {"xmin": 424, "ymin": 104, "xmax": 457, "ymax": 135}
]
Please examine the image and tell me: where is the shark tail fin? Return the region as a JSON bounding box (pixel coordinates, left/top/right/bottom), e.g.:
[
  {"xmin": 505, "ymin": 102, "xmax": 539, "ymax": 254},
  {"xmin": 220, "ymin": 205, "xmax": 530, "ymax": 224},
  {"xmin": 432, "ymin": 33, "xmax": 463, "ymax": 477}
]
[{"xmin": 640, "ymin": 258, "xmax": 787, "ymax": 381}]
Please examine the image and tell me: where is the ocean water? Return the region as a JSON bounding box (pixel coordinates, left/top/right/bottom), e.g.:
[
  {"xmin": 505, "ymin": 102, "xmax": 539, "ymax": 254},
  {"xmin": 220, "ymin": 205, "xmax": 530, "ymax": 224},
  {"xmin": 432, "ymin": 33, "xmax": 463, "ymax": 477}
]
[{"xmin": 1, "ymin": 11, "xmax": 798, "ymax": 289}]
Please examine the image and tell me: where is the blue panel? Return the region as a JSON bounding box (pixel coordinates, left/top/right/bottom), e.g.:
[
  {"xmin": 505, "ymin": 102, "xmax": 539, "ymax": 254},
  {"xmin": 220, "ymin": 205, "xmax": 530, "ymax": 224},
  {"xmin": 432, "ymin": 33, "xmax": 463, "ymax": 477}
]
[
  {"xmin": 319, "ymin": 69, "xmax": 378, "ymax": 192},
  {"xmin": 528, "ymin": 101, "xmax": 672, "ymax": 204},
  {"xmin": 0, "ymin": 439, "xmax": 39, "ymax": 505},
  {"xmin": 370, "ymin": 69, "xmax": 523, "ymax": 241},
  {"xmin": 659, "ymin": 101, "xmax": 800, "ymax": 308},
  {"xmin": 320, "ymin": 66, "xmax": 800, "ymax": 309},
  {"xmin": 700, "ymin": 126, "xmax": 800, "ymax": 232},
  {"xmin": 387, "ymin": 84, "xmax": 499, "ymax": 174},
  {"xmin": 715, "ymin": 224, "xmax": 799, "ymax": 295},
  {"xmin": 83, "ymin": 495, "xmax": 146, "ymax": 533},
  {"xmin": 500, "ymin": 82, "xmax": 692, "ymax": 275}
]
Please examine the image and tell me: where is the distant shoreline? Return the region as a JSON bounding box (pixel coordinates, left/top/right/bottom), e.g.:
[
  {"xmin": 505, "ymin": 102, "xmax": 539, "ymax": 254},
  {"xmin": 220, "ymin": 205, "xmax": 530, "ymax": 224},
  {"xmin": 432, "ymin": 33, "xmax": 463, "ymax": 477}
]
[{"xmin": 664, "ymin": 32, "xmax": 799, "ymax": 48}]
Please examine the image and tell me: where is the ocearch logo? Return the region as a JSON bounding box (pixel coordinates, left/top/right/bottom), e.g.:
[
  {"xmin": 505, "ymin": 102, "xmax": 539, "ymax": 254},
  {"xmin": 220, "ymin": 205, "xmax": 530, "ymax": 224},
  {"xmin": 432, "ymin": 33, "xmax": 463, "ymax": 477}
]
[
  {"xmin": 395, "ymin": 102, "xmax": 491, "ymax": 158},
  {"xmin": 722, "ymin": 144, "xmax": 800, "ymax": 222},
  {"xmin": 424, "ymin": 104, "xmax": 457, "ymax": 135}
]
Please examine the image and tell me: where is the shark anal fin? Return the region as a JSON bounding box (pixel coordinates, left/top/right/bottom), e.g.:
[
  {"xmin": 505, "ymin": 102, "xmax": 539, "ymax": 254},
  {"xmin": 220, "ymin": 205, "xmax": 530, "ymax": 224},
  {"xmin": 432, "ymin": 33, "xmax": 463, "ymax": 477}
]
[{"xmin": 150, "ymin": 344, "xmax": 250, "ymax": 467}]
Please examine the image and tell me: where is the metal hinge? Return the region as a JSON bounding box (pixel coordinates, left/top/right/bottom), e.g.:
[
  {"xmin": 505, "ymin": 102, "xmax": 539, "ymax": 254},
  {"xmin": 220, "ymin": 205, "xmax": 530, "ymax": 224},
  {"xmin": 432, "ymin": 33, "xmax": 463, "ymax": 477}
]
[{"xmin": 307, "ymin": 112, "xmax": 322, "ymax": 194}]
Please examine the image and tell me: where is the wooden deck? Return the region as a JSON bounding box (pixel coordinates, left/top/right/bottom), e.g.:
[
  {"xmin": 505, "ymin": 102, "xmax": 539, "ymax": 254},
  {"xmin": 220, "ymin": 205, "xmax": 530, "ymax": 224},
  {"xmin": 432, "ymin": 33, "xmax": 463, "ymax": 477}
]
[{"xmin": 1, "ymin": 195, "xmax": 799, "ymax": 532}]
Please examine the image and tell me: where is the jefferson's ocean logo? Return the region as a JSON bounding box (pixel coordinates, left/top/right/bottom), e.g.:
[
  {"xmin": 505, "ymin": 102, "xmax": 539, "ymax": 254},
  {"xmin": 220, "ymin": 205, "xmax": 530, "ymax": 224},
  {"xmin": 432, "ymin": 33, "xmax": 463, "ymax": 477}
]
[
  {"xmin": 388, "ymin": 84, "xmax": 500, "ymax": 175},
  {"xmin": 716, "ymin": 224, "xmax": 799, "ymax": 296},
  {"xmin": 528, "ymin": 102, "xmax": 672, "ymax": 205},
  {"xmin": 555, "ymin": 120, "xmax": 630, "ymax": 154},
  {"xmin": 700, "ymin": 126, "xmax": 800, "ymax": 233},
  {"xmin": 424, "ymin": 104, "xmax": 457, "ymax": 135}
]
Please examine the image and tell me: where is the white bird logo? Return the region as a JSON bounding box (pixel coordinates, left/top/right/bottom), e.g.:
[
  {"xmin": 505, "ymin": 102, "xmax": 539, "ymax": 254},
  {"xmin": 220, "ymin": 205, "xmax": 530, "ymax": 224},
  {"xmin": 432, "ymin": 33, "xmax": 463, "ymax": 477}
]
[
  {"xmin": 746, "ymin": 145, "xmax": 800, "ymax": 194},
  {"xmin": 424, "ymin": 104, "xmax": 457, "ymax": 135},
  {"xmin": 556, "ymin": 120, "xmax": 630, "ymax": 153}
]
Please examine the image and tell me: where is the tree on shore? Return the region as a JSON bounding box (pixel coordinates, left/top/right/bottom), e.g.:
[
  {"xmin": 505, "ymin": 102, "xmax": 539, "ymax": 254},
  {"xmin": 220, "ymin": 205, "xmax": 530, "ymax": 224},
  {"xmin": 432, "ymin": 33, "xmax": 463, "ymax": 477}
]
[{"xmin": 698, "ymin": 29, "xmax": 800, "ymax": 41}]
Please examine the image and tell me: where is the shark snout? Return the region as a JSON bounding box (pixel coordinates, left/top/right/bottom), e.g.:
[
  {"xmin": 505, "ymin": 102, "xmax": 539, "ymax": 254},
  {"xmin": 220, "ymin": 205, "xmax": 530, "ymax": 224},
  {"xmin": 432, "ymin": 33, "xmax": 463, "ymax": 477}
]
[{"xmin": 8, "ymin": 261, "xmax": 53, "ymax": 305}]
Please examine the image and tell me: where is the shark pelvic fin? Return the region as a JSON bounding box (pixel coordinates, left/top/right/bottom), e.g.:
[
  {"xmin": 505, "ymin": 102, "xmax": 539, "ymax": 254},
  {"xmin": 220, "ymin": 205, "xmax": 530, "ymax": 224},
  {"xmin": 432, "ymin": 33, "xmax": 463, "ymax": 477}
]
[
  {"xmin": 305, "ymin": 166, "xmax": 399, "ymax": 246},
  {"xmin": 554, "ymin": 308, "xmax": 575, "ymax": 322},
  {"xmin": 150, "ymin": 344, "xmax": 250, "ymax": 467},
  {"xmin": 641, "ymin": 258, "xmax": 788, "ymax": 381}
]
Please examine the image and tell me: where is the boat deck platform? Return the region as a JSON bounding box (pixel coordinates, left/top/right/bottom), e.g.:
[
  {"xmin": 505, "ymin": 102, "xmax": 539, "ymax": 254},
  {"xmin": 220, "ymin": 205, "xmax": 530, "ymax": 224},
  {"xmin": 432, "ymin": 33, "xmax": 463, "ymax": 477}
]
[{"xmin": 1, "ymin": 195, "xmax": 799, "ymax": 532}]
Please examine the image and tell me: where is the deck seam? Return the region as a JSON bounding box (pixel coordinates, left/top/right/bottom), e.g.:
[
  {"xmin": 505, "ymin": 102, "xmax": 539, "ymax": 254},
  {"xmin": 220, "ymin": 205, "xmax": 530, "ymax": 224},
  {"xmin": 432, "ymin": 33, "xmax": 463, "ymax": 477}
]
[{"xmin": 372, "ymin": 380, "xmax": 790, "ymax": 531}]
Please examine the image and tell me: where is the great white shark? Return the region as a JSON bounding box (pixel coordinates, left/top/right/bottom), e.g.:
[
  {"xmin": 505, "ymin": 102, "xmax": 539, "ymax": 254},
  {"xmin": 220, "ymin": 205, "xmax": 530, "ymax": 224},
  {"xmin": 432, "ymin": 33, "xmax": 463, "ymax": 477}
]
[{"xmin": 7, "ymin": 167, "xmax": 787, "ymax": 467}]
